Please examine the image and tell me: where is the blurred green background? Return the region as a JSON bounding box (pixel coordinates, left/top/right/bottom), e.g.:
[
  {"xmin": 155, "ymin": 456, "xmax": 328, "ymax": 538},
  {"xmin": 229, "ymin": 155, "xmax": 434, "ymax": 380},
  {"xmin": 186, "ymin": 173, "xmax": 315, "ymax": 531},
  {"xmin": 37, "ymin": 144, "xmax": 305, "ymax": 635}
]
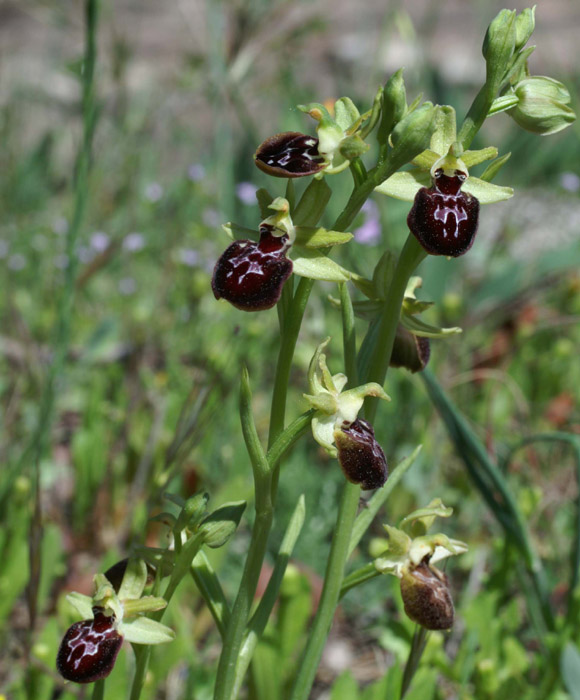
[{"xmin": 2, "ymin": 0, "xmax": 580, "ymax": 698}]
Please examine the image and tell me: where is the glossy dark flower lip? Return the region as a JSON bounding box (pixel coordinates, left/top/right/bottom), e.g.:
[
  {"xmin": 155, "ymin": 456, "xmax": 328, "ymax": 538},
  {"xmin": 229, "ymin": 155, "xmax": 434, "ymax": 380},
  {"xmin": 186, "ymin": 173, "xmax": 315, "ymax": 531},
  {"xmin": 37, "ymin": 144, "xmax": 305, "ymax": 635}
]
[
  {"xmin": 254, "ymin": 132, "xmax": 326, "ymax": 178},
  {"xmin": 56, "ymin": 610, "xmax": 123, "ymax": 684},
  {"xmin": 407, "ymin": 171, "xmax": 480, "ymax": 257},
  {"xmin": 334, "ymin": 417, "xmax": 388, "ymax": 490},
  {"xmin": 211, "ymin": 231, "xmax": 293, "ymax": 312}
]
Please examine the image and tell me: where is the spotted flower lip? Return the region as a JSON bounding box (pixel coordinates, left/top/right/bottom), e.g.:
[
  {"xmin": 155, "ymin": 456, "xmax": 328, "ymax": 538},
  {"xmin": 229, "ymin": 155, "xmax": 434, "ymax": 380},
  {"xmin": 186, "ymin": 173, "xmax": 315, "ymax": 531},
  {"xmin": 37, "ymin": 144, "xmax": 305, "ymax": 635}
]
[
  {"xmin": 254, "ymin": 132, "xmax": 326, "ymax": 178},
  {"xmin": 56, "ymin": 608, "xmax": 123, "ymax": 684},
  {"xmin": 400, "ymin": 561, "xmax": 455, "ymax": 630},
  {"xmin": 334, "ymin": 417, "xmax": 388, "ymax": 490}
]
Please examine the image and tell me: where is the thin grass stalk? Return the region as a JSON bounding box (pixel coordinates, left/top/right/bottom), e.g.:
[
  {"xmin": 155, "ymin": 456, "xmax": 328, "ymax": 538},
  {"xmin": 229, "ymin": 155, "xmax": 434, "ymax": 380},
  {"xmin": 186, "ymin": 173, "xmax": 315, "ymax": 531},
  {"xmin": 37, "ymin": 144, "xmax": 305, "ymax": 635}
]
[{"xmin": 23, "ymin": 0, "xmax": 100, "ymax": 662}]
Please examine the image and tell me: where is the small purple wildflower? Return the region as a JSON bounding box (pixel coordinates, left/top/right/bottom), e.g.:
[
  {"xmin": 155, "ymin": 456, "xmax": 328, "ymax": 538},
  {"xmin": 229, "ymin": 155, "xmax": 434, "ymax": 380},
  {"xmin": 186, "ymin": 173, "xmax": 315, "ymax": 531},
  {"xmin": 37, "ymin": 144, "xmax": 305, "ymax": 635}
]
[
  {"xmin": 188, "ymin": 164, "xmax": 206, "ymax": 182},
  {"xmin": 53, "ymin": 254, "xmax": 70, "ymax": 270},
  {"xmin": 202, "ymin": 208, "xmax": 221, "ymax": 227},
  {"xmin": 52, "ymin": 217, "xmax": 69, "ymax": 235},
  {"xmin": 8, "ymin": 254, "xmax": 27, "ymax": 271},
  {"xmin": 123, "ymin": 232, "xmax": 145, "ymax": 252},
  {"xmin": 118, "ymin": 278, "xmax": 136, "ymax": 295},
  {"xmin": 77, "ymin": 247, "xmax": 95, "ymax": 264},
  {"xmin": 560, "ymin": 172, "xmax": 580, "ymax": 193},
  {"xmin": 236, "ymin": 182, "xmax": 258, "ymax": 205},
  {"xmin": 354, "ymin": 200, "xmax": 381, "ymax": 245},
  {"xmin": 179, "ymin": 248, "xmax": 199, "ymax": 267},
  {"xmin": 144, "ymin": 183, "xmax": 164, "ymax": 202},
  {"xmin": 90, "ymin": 232, "xmax": 110, "ymax": 252}
]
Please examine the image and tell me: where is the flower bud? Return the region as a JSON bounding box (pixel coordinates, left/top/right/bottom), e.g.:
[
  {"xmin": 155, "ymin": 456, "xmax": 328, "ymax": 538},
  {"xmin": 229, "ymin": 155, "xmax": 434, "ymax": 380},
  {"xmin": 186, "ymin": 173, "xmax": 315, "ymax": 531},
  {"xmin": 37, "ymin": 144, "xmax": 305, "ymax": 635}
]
[
  {"xmin": 400, "ymin": 561, "xmax": 454, "ymax": 630},
  {"xmin": 509, "ymin": 76, "xmax": 576, "ymax": 135},
  {"xmin": 211, "ymin": 229, "xmax": 293, "ymax": 311},
  {"xmin": 407, "ymin": 157, "xmax": 480, "ymax": 257},
  {"xmin": 390, "ymin": 327, "xmax": 430, "ymax": 373},
  {"xmin": 377, "ymin": 68, "xmax": 407, "ymax": 143},
  {"xmin": 334, "ymin": 418, "xmax": 388, "ymax": 490},
  {"xmin": 56, "ymin": 609, "xmax": 123, "ymax": 684},
  {"xmin": 482, "ymin": 9, "xmax": 516, "ymax": 88},
  {"xmin": 254, "ymin": 132, "xmax": 326, "ymax": 178},
  {"xmin": 389, "ymin": 102, "xmax": 438, "ymax": 170},
  {"xmin": 514, "ymin": 7, "xmax": 535, "ymax": 52}
]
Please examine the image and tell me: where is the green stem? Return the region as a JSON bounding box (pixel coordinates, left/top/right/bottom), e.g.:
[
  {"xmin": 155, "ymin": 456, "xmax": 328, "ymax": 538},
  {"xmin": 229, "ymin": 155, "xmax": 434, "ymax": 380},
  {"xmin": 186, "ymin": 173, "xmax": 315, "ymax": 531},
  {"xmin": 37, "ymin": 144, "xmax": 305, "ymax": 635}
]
[
  {"xmin": 363, "ymin": 234, "xmax": 426, "ymax": 420},
  {"xmin": 92, "ymin": 679, "xmax": 105, "ymax": 700},
  {"xmin": 400, "ymin": 626, "xmax": 429, "ymax": 698},
  {"xmin": 129, "ymin": 645, "xmax": 151, "ymax": 700},
  {"xmin": 266, "ymin": 410, "xmax": 314, "ymax": 469},
  {"xmin": 289, "ymin": 482, "xmax": 361, "ymax": 700}
]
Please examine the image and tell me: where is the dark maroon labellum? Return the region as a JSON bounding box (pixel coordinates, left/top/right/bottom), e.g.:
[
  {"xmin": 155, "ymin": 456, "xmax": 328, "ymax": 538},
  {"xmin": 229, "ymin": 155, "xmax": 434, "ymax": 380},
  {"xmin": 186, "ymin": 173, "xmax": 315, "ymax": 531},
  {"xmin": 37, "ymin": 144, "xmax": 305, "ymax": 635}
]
[
  {"xmin": 211, "ymin": 229, "xmax": 293, "ymax": 312},
  {"xmin": 56, "ymin": 609, "xmax": 123, "ymax": 684},
  {"xmin": 407, "ymin": 170, "xmax": 480, "ymax": 257},
  {"xmin": 254, "ymin": 132, "xmax": 326, "ymax": 178},
  {"xmin": 334, "ymin": 418, "xmax": 388, "ymax": 490},
  {"xmin": 400, "ymin": 561, "xmax": 454, "ymax": 630}
]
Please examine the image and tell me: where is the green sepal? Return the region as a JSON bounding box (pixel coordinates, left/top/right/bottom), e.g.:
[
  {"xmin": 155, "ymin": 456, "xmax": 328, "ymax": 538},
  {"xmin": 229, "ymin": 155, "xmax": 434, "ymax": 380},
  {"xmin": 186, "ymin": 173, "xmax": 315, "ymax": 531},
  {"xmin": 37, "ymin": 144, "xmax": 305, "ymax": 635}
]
[
  {"xmin": 120, "ymin": 617, "xmax": 175, "ymax": 645},
  {"xmin": 294, "ymin": 227, "xmax": 353, "ymax": 249},
  {"xmin": 411, "ymin": 149, "xmax": 440, "ymax": 169},
  {"xmin": 291, "ymin": 248, "xmax": 352, "ymax": 282},
  {"xmin": 117, "ymin": 558, "xmax": 148, "ymax": 601},
  {"xmin": 504, "ymin": 45, "xmax": 536, "ymax": 87},
  {"xmin": 375, "ymin": 169, "xmax": 513, "ymax": 204},
  {"xmin": 256, "ymin": 188, "xmax": 274, "ymax": 219},
  {"xmin": 462, "ymin": 177, "xmax": 513, "ymax": 203},
  {"xmin": 66, "ymin": 592, "xmax": 94, "ymax": 619},
  {"xmin": 198, "ymin": 501, "xmax": 247, "ymax": 549},
  {"xmin": 400, "ymin": 313, "xmax": 461, "ymax": 338},
  {"xmin": 488, "ymin": 95, "xmax": 519, "ymax": 116},
  {"xmin": 399, "ymin": 498, "xmax": 453, "ymax": 536}
]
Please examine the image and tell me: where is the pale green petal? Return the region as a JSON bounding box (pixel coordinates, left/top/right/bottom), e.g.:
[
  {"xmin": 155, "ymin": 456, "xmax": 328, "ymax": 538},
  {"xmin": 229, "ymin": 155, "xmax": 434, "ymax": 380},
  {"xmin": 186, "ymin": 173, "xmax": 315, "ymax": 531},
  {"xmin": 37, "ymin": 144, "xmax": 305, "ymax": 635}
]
[
  {"xmin": 411, "ymin": 149, "xmax": 440, "ymax": 169},
  {"xmin": 462, "ymin": 176, "xmax": 514, "ymax": 203},
  {"xmin": 119, "ymin": 617, "xmax": 175, "ymax": 645},
  {"xmin": 400, "ymin": 499, "xmax": 453, "ymax": 531},
  {"xmin": 375, "ymin": 170, "xmax": 430, "ymax": 201},
  {"xmin": 307, "ymin": 338, "xmax": 330, "ymax": 394},
  {"xmin": 461, "ymin": 146, "xmax": 498, "ymax": 168}
]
